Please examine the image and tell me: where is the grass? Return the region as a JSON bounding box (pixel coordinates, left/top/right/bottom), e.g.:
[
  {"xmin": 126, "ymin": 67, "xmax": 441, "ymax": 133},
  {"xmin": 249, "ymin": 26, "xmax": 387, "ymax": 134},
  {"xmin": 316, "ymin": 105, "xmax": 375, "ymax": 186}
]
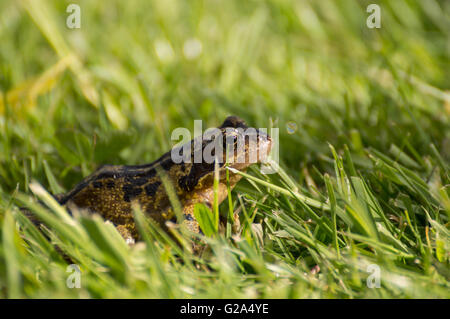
[{"xmin": 0, "ymin": 0, "xmax": 449, "ymax": 298}]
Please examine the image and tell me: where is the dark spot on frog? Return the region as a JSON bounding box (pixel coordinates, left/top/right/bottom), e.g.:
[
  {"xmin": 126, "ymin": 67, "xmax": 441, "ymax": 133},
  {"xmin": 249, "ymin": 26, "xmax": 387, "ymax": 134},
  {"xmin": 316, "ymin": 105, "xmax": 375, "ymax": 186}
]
[
  {"xmin": 160, "ymin": 159, "xmax": 173, "ymax": 171},
  {"xmin": 178, "ymin": 161, "xmax": 217, "ymax": 192},
  {"xmin": 132, "ymin": 176, "xmax": 148, "ymax": 186},
  {"xmin": 123, "ymin": 184, "xmax": 143, "ymax": 202},
  {"xmin": 141, "ymin": 168, "xmax": 156, "ymax": 178},
  {"xmin": 144, "ymin": 181, "xmax": 161, "ymax": 196},
  {"xmin": 106, "ymin": 181, "xmax": 115, "ymax": 189},
  {"xmin": 169, "ymin": 216, "xmax": 177, "ymax": 223},
  {"xmin": 204, "ymin": 202, "xmax": 212, "ymax": 209},
  {"xmin": 178, "ymin": 175, "xmax": 194, "ymax": 192},
  {"xmin": 93, "ymin": 181, "xmax": 103, "ymax": 188}
]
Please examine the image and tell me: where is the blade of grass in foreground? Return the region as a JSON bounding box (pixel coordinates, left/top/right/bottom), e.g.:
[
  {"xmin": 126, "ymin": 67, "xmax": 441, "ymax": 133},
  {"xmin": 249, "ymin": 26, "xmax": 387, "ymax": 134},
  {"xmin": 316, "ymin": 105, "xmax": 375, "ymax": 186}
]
[
  {"xmin": 2, "ymin": 210, "xmax": 21, "ymax": 298},
  {"xmin": 227, "ymin": 167, "xmax": 330, "ymax": 210},
  {"xmin": 324, "ymin": 173, "xmax": 340, "ymax": 258}
]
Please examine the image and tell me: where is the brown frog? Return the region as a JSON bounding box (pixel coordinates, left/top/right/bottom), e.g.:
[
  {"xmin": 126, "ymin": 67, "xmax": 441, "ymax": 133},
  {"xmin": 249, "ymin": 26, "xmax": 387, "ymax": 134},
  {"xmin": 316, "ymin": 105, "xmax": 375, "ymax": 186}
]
[{"xmin": 51, "ymin": 116, "xmax": 272, "ymax": 244}]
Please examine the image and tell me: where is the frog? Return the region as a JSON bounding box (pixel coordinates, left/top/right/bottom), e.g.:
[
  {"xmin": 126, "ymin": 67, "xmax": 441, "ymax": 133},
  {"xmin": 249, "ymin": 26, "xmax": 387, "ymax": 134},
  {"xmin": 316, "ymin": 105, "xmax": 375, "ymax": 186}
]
[{"xmin": 41, "ymin": 116, "xmax": 272, "ymax": 245}]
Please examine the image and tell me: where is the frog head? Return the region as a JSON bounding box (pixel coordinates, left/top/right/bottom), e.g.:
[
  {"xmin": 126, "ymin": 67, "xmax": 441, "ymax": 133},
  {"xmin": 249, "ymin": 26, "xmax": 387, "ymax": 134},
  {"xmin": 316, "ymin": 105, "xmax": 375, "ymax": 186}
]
[{"xmin": 177, "ymin": 116, "xmax": 272, "ymax": 192}]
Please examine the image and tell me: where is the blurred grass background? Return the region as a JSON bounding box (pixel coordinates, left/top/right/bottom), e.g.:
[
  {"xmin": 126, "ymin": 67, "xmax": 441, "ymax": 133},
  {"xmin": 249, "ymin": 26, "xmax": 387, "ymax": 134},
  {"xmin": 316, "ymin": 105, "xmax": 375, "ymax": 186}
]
[{"xmin": 0, "ymin": 0, "xmax": 449, "ymax": 298}]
